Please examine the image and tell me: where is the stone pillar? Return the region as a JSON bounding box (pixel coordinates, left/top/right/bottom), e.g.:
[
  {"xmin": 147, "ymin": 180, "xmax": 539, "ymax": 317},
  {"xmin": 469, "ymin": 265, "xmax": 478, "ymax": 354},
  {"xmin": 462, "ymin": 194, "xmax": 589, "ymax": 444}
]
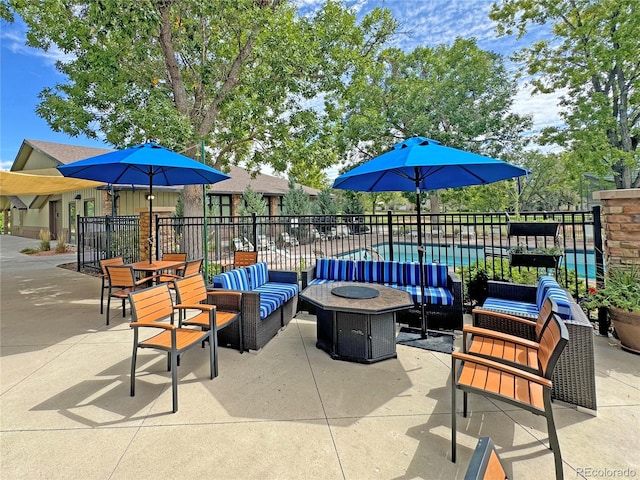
[
  {"xmin": 102, "ymin": 190, "xmax": 112, "ymax": 217},
  {"xmin": 593, "ymin": 188, "xmax": 640, "ymax": 268},
  {"xmin": 137, "ymin": 207, "xmax": 176, "ymax": 261}
]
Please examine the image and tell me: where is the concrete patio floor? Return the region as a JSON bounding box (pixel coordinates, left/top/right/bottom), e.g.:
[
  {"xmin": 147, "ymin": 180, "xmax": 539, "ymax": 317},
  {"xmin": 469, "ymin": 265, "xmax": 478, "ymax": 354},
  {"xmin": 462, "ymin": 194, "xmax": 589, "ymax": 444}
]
[{"xmin": 1, "ymin": 235, "xmax": 638, "ymax": 480}]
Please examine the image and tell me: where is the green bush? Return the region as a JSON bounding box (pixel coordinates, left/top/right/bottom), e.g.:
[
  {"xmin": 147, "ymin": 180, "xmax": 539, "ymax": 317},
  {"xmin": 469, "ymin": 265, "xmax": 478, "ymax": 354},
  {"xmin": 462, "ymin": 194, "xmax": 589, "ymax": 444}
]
[
  {"xmin": 109, "ymin": 230, "xmax": 139, "ymax": 262},
  {"xmin": 39, "ymin": 228, "xmax": 51, "ymax": 251},
  {"xmin": 457, "ymin": 259, "xmax": 586, "ymax": 304},
  {"xmin": 205, "ymin": 263, "xmax": 224, "ymax": 284}
]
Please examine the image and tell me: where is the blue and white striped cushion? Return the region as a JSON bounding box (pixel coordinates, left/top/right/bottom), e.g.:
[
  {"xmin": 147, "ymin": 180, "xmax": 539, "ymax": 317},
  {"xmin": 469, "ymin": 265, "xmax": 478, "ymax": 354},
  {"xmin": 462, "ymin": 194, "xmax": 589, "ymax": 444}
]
[
  {"xmin": 401, "ymin": 285, "xmax": 454, "ymax": 305},
  {"xmin": 315, "ymin": 258, "xmax": 356, "ymax": 281},
  {"xmin": 402, "ymin": 263, "xmax": 422, "ymax": 286},
  {"xmin": 255, "ymin": 282, "xmax": 298, "ymax": 302},
  {"xmin": 308, "ymin": 278, "xmax": 335, "ymax": 286},
  {"xmin": 543, "ymin": 287, "xmax": 572, "ymax": 320},
  {"xmin": 536, "ymin": 276, "xmax": 559, "ymax": 309},
  {"xmin": 356, "ymin": 261, "xmax": 402, "ymax": 284},
  {"xmin": 257, "ymin": 292, "xmax": 281, "ymax": 319},
  {"xmin": 482, "ymin": 297, "xmax": 539, "ymax": 319},
  {"xmin": 424, "ymin": 263, "xmax": 448, "ymax": 288},
  {"xmin": 273, "ymin": 282, "xmax": 298, "ymax": 300},
  {"xmin": 213, "ymin": 268, "xmax": 250, "ymax": 291},
  {"xmin": 246, "ymin": 262, "xmax": 268, "ymax": 289},
  {"xmin": 401, "ymin": 262, "xmax": 448, "ymax": 288}
]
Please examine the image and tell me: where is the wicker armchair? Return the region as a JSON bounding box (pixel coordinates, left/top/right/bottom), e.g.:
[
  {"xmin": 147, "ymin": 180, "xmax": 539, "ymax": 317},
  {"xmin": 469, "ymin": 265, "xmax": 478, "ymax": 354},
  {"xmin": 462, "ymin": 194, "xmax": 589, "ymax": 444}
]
[{"xmin": 474, "ymin": 280, "xmax": 597, "ymax": 413}]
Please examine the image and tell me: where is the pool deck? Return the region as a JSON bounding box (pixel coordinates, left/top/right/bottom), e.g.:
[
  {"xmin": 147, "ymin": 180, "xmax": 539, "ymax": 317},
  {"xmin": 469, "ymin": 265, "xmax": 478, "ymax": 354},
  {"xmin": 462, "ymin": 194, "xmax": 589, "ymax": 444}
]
[{"xmin": 1, "ymin": 235, "xmax": 638, "ymax": 479}]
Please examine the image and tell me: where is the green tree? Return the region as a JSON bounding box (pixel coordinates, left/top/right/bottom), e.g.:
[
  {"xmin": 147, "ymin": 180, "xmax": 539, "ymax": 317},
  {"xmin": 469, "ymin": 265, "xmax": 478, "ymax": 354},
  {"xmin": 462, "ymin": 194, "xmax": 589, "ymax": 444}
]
[
  {"xmin": 282, "ymin": 182, "xmax": 311, "ymax": 216},
  {"xmin": 3, "ymin": 0, "xmax": 397, "ymax": 216},
  {"xmin": 332, "ymin": 37, "xmax": 531, "ymax": 214},
  {"xmin": 335, "ymin": 38, "xmax": 532, "ymax": 165},
  {"xmin": 517, "ymin": 151, "xmax": 579, "ymax": 210},
  {"xmin": 237, "ymin": 185, "xmax": 267, "ymax": 240},
  {"xmin": 490, "ymin": 0, "xmax": 640, "ymax": 189},
  {"xmin": 439, "ymin": 151, "xmax": 580, "ymax": 212},
  {"xmin": 342, "ymin": 191, "xmax": 365, "ymax": 215},
  {"xmin": 312, "ymin": 189, "xmax": 338, "ymax": 215}
]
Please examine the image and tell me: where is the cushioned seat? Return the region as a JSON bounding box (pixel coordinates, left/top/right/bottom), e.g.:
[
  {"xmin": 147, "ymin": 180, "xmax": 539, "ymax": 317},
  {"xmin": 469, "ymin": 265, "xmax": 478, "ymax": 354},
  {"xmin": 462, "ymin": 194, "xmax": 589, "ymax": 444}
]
[
  {"xmin": 212, "ymin": 262, "xmax": 299, "ymax": 351},
  {"xmin": 482, "ymin": 297, "xmax": 540, "ymax": 318},
  {"xmin": 302, "ymin": 258, "xmax": 464, "ymax": 330},
  {"xmin": 315, "ymin": 258, "xmax": 357, "ymax": 281},
  {"xmin": 482, "ymin": 275, "xmax": 572, "ymax": 320},
  {"xmin": 401, "ymin": 285, "xmax": 454, "ymax": 305}
]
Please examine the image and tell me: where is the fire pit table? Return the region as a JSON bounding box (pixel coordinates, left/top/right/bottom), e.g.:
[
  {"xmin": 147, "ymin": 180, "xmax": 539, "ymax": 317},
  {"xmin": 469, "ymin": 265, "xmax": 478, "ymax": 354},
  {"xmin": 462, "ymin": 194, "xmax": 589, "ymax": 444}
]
[{"xmin": 300, "ymin": 282, "xmax": 413, "ymax": 363}]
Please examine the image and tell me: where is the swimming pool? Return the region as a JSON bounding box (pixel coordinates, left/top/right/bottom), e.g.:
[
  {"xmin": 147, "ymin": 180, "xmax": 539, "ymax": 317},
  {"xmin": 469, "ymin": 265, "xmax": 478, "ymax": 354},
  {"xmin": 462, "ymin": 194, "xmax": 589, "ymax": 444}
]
[{"xmin": 341, "ymin": 243, "xmax": 597, "ymax": 278}]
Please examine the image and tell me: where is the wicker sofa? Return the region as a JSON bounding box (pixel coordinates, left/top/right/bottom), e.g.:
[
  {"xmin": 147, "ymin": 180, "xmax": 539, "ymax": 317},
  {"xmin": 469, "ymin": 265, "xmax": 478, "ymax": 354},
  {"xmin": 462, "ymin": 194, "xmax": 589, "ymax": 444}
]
[
  {"xmin": 210, "ymin": 262, "xmax": 298, "ymax": 351},
  {"xmin": 301, "ymin": 258, "xmax": 463, "ymax": 330},
  {"xmin": 473, "ymin": 277, "xmax": 597, "ymax": 413}
]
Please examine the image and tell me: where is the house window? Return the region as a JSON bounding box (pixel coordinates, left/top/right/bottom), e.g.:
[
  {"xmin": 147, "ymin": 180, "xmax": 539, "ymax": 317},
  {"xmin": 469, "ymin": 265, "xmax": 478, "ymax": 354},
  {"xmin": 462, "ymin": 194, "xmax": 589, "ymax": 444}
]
[
  {"xmin": 68, "ymin": 202, "xmax": 76, "ymax": 244},
  {"xmin": 84, "ymin": 199, "xmax": 95, "ymax": 217},
  {"xmin": 277, "ymin": 196, "xmax": 284, "ymax": 214},
  {"xmin": 207, "ymin": 194, "xmax": 232, "ymax": 219}
]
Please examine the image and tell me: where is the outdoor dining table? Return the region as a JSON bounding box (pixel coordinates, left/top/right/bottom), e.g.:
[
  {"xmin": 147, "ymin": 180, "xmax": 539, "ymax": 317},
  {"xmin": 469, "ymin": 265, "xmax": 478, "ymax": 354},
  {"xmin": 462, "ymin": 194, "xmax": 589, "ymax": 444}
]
[{"xmin": 128, "ymin": 260, "xmax": 185, "ymax": 281}]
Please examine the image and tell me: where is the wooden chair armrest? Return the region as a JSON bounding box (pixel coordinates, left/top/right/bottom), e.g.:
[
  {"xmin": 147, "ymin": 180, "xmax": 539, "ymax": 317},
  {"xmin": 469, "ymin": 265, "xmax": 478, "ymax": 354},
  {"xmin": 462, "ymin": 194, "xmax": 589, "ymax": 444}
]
[
  {"xmin": 130, "ymin": 321, "xmax": 175, "ymax": 330},
  {"xmin": 452, "ymin": 352, "xmax": 552, "ymax": 388},
  {"xmin": 207, "ymin": 291, "xmax": 242, "ymax": 299},
  {"xmin": 174, "ymin": 303, "xmax": 215, "ymax": 312},
  {"xmin": 472, "ymin": 308, "xmax": 537, "ymax": 326},
  {"xmin": 462, "ymin": 325, "xmax": 539, "ymax": 349}
]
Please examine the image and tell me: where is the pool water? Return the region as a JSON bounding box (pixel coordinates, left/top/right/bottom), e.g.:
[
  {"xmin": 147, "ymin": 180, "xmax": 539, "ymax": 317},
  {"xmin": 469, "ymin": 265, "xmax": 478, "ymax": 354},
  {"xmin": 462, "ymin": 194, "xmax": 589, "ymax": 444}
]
[{"xmin": 341, "ymin": 243, "xmax": 596, "ymax": 279}]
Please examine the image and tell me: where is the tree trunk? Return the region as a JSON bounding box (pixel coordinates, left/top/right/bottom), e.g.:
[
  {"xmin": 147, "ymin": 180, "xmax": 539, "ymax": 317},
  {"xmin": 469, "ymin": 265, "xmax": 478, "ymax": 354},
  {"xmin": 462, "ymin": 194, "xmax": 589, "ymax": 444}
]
[{"xmin": 184, "ymin": 184, "xmax": 204, "ymax": 259}]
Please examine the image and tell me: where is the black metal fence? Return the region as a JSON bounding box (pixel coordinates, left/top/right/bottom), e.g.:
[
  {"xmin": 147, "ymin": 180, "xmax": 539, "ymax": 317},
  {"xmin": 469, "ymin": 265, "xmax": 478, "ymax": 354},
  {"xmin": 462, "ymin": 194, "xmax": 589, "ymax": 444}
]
[
  {"xmin": 77, "ymin": 215, "xmax": 140, "ymax": 272},
  {"xmin": 77, "ymin": 209, "xmax": 602, "ymax": 307}
]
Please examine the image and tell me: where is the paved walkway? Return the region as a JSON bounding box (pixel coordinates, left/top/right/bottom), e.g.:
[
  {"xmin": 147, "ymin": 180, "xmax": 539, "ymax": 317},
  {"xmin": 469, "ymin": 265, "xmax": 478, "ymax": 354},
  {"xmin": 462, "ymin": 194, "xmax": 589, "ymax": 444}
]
[{"xmin": 0, "ymin": 234, "xmax": 638, "ymax": 479}]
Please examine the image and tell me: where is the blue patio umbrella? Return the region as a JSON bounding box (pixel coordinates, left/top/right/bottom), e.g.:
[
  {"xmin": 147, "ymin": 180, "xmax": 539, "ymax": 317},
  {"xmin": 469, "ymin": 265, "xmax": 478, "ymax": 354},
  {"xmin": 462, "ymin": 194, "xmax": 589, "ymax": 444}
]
[
  {"xmin": 58, "ymin": 142, "xmax": 230, "ymax": 263},
  {"xmin": 333, "ymin": 136, "xmax": 529, "ymax": 338}
]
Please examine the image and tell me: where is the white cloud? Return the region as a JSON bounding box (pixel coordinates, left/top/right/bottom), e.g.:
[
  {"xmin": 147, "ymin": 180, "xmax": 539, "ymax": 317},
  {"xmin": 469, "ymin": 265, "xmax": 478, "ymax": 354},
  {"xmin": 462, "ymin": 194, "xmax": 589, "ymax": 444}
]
[
  {"xmin": 1, "ymin": 19, "xmax": 72, "ymax": 67},
  {"xmin": 513, "ymin": 82, "xmax": 566, "ymax": 134}
]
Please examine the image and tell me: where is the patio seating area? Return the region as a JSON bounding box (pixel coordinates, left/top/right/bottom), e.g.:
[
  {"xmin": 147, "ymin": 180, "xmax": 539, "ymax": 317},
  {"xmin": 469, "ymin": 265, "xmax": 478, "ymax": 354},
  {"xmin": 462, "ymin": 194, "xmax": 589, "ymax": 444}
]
[{"xmin": 1, "ymin": 235, "xmax": 638, "ymax": 479}]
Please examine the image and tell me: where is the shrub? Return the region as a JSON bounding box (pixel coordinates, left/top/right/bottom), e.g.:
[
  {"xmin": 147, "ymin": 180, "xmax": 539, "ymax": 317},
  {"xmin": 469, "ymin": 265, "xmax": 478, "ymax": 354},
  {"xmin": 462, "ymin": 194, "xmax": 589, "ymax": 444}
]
[
  {"xmin": 39, "ymin": 228, "xmax": 51, "ymax": 251},
  {"xmin": 457, "ymin": 258, "xmax": 586, "ymax": 304},
  {"xmin": 55, "ymin": 230, "xmax": 68, "ymax": 253}
]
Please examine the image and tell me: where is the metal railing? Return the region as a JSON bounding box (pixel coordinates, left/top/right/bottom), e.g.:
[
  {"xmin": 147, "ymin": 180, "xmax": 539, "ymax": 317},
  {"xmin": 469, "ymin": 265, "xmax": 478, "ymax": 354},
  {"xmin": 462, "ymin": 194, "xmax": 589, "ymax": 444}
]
[
  {"xmin": 77, "ymin": 209, "xmax": 601, "ymax": 307},
  {"xmin": 77, "ymin": 215, "xmax": 140, "ymax": 272}
]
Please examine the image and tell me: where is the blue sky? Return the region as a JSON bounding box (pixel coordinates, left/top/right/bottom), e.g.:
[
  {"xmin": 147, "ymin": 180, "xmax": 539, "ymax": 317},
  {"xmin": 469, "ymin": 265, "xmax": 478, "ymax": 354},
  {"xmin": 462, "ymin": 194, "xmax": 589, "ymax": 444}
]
[{"xmin": 0, "ymin": 0, "xmax": 559, "ymax": 171}]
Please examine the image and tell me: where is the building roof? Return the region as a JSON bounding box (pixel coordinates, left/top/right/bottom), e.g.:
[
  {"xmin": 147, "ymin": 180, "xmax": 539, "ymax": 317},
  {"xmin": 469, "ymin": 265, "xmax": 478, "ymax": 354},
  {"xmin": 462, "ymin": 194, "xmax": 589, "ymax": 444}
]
[
  {"xmin": 211, "ymin": 165, "xmax": 318, "ymax": 197},
  {"xmin": 13, "ymin": 139, "xmax": 113, "ymax": 171},
  {"xmin": 9, "ymin": 139, "xmax": 318, "ymax": 197}
]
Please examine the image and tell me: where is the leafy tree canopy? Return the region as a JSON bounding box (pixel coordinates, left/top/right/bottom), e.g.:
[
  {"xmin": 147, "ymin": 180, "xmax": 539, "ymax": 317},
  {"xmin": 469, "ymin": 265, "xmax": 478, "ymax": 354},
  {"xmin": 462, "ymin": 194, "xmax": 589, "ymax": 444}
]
[
  {"xmin": 490, "ymin": 0, "xmax": 640, "ymax": 189},
  {"xmin": 333, "ymin": 37, "xmax": 532, "ymax": 169},
  {"xmin": 2, "ymin": 0, "xmax": 397, "ymax": 215}
]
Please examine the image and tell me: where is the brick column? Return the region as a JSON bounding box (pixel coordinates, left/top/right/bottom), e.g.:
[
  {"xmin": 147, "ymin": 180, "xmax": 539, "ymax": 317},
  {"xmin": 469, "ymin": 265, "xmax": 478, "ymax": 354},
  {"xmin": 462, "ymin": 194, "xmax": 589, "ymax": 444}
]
[
  {"xmin": 137, "ymin": 207, "xmax": 176, "ymax": 261},
  {"xmin": 593, "ymin": 188, "xmax": 640, "ymax": 268}
]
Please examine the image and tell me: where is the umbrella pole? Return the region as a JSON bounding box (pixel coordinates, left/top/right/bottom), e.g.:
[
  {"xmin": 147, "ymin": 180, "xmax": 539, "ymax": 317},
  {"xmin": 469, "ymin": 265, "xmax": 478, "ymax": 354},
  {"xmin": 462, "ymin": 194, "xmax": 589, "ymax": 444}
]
[
  {"xmin": 415, "ymin": 175, "xmax": 427, "ymax": 338},
  {"xmin": 148, "ymin": 174, "xmax": 154, "ymax": 264}
]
